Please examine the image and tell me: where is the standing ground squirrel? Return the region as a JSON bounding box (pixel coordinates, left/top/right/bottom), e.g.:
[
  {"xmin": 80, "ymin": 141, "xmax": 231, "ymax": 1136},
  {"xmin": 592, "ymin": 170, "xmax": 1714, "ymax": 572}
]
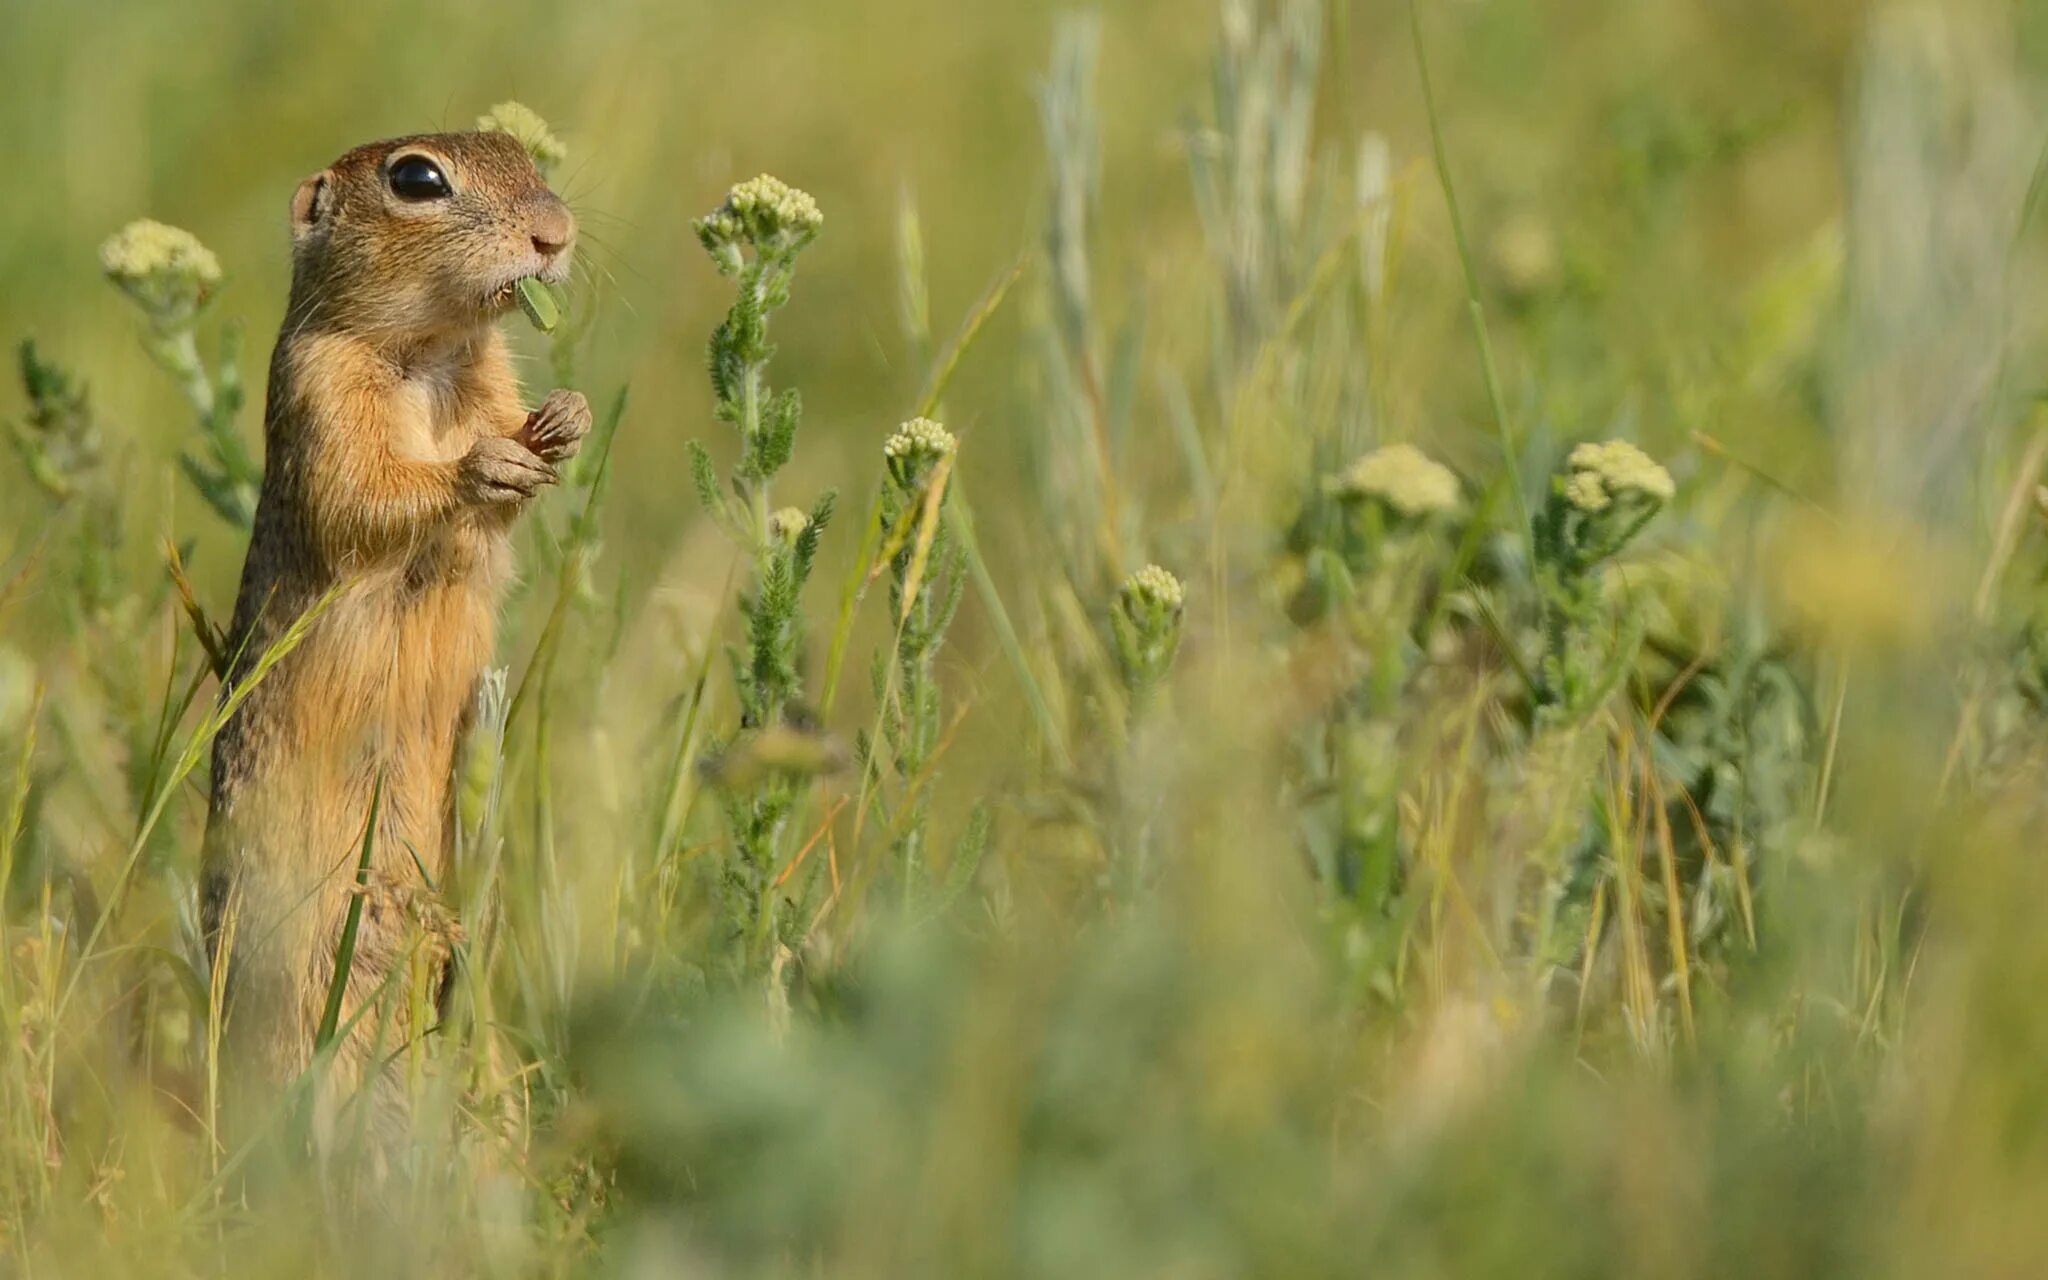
[{"xmin": 203, "ymin": 129, "xmax": 586, "ymax": 1130}]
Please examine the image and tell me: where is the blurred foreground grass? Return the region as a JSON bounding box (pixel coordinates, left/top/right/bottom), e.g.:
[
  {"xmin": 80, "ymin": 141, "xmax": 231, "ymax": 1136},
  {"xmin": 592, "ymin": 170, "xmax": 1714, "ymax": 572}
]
[{"xmin": 13, "ymin": 0, "xmax": 2048, "ymax": 1275}]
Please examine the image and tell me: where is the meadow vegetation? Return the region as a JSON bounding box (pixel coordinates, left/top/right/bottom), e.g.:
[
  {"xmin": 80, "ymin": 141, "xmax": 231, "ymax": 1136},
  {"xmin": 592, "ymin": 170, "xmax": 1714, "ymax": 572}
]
[{"xmin": 9, "ymin": 0, "xmax": 2048, "ymax": 1274}]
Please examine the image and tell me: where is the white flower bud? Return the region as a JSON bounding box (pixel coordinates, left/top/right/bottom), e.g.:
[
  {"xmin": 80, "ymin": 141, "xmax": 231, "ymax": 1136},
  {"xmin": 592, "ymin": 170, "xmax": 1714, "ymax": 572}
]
[
  {"xmin": 1123, "ymin": 563, "xmax": 1185, "ymax": 613},
  {"xmin": 883, "ymin": 417, "xmax": 957, "ymax": 462}
]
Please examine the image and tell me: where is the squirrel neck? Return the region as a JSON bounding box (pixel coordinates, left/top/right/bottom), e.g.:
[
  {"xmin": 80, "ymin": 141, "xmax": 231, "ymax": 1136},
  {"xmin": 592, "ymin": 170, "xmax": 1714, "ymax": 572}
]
[{"xmin": 280, "ymin": 283, "xmax": 493, "ymax": 376}]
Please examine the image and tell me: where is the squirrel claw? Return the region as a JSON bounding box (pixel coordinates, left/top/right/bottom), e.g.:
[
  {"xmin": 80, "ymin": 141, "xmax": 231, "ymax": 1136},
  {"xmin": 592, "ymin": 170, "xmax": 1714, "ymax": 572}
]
[
  {"xmin": 458, "ymin": 435, "xmax": 556, "ymax": 506},
  {"xmin": 520, "ymin": 389, "xmax": 592, "ymax": 463}
]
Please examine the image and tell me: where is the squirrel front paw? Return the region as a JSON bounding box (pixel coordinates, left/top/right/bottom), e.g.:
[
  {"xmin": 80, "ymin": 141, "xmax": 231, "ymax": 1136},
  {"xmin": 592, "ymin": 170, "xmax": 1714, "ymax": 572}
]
[
  {"xmin": 458, "ymin": 435, "xmax": 556, "ymax": 506},
  {"xmin": 519, "ymin": 389, "xmax": 592, "ymax": 464}
]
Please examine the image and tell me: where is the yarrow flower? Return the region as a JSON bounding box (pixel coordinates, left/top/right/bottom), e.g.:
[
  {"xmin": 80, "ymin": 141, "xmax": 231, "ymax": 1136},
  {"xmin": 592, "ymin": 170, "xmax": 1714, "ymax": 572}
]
[
  {"xmin": 728, "ymin": 175, "xmax": 823, "ymax": 235},
  {"xmin": 1122, "ymin": 564, "xmax": 1185, "ymax": 614},
  {"xmin": 1333, "ymin": 443, "xmax": 1460, "ymax": 518},
  {"xmin": 100, "ymin": 220, "xmax": 221, "ymax": 288},
  {"xmin": 100, "ymin": 220, "xmax": 220, "ymax": 324},
  {"xmin": 695, "ymin": 174, "xmax": 823, "ymax": 270},
  {"xmin": 1533, "ymin": 441, "xmax": 1675, "ymax": 717},
  {"xmin": 1113, "ymin": 564, "xmax": 1186, "ymax": 708},
  {"xmin": 768, "ymin": 506, "xmax": 810, "ymax": 544},
  {"xmin": 99, "ymin": 219, "xmax": 256, "ymax": 525},
  {"xmin": 1562, "ymin": 440, "xmax": 1674, "ymax": 513},
  {"xmin": 476, "ymin": 101, "xmax": 567, "ymax": 176},
  {"xmin": 1563, "ymin": 472, "xmax": 1609, "ymax": 513},
  {"xmin": 883, "ymin": 417, "xmax": 957, "ymax": 489},
  {"xmin": 883, "ymin": 417, "xmax": 957, "ymax": 462}
]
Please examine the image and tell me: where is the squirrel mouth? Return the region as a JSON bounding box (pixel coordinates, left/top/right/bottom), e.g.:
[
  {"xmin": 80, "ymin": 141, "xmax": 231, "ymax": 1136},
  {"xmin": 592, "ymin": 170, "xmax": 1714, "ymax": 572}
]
[
  {"xmin": 498, "ymin": 276, "xmax": 564, "ymax": 334},
  {"xmin": 486, "ymin": 273, "xmax": 565, "ymax": 334}
]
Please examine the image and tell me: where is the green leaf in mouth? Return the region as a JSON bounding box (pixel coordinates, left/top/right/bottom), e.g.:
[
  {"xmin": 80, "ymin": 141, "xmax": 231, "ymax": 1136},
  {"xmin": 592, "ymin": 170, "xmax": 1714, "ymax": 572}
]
[{"xmin": 516, "ymin": 276, "xmax": 562, "ymax": 334}]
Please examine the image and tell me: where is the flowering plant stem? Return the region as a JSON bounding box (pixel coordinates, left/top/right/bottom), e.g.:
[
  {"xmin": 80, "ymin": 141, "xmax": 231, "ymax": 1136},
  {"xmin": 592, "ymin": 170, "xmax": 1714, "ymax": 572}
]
[
  {"xmin": 869, "ymin": 420, "xmax": 967, "ymax": 909},
  {"xmin": 690, "ymin": 177, "xmax": 834, "ymax": 973},
  {"xmin": 99, "ymin": 219, "xmax": 257, "ymax": 527},
  {"xmin": 1531, "ymin": 442, "xmax": 1673, "ymax": 721}
]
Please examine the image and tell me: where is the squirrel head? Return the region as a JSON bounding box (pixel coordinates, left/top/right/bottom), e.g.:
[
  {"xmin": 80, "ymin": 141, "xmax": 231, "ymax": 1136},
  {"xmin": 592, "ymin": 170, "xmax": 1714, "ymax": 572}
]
[{"xmin": 285, "ymin": 130, "xmax": 575, "ymax": 345}]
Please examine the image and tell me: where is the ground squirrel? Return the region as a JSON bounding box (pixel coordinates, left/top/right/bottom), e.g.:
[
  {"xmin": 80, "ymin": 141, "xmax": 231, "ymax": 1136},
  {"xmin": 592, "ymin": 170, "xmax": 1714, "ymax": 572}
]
[{"xmin": 202, "ymin": 130, "xmax": 587, "ymax": 1131}]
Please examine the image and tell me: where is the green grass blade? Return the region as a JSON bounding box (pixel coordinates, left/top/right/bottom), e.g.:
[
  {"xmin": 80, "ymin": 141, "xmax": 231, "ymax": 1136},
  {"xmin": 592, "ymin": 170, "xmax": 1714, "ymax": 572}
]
[
  {"xmin": 917, "ymin": 253, "xmax": 1029, "ymax": 420},
  {"xmin": 945, "ymin": 487, "xmax": 1069, "ymax": 769},
  {"xmin": 1408, "ymin": 0, "xmax": 1530, "ymax": 560},
  {"xmin": 315, "ymin": 771, "xmax": 384, "ymax": 1052}
]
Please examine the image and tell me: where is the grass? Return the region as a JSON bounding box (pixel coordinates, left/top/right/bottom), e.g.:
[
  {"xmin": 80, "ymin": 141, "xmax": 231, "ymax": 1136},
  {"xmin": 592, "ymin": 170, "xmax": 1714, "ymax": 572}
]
[{"xmin": 7, "ymin": 0, "xmax": 2048, "ymax": 1274}]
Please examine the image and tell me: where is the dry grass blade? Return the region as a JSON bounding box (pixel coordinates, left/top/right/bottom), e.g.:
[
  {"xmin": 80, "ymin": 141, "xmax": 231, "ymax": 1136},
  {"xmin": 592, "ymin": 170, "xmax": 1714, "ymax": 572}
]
[
  {"xmin": 896, "ymin": 454, "xmax": 953, "ymax": 626},
  {"xmin": 0, "ymin": 531, "xmax": 50, "ymax": 627},
  {"xmin": 162, "ymin": 537, "xmax": 229, "ymax": 679},
  {"xmin": 772, "ymin": 796, "xmax": 846, "ymax": 890},
  {"xmin": 0, "ymin": 682, "xmax": 43, "ymax": 969}
]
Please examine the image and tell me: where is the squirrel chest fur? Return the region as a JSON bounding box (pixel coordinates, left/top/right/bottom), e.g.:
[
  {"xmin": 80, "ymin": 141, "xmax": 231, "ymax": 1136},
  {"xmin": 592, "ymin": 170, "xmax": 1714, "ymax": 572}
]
[{"xmin": 203, "ymin": 129, "xmax": 590, "ymax": 1114}]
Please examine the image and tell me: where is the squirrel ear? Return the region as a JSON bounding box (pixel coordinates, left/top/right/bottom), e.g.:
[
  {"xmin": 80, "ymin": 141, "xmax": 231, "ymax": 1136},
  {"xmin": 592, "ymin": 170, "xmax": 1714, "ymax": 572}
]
[{"xmin": 290, "ymin": 171, "xmax": 333, "ymax": 241}]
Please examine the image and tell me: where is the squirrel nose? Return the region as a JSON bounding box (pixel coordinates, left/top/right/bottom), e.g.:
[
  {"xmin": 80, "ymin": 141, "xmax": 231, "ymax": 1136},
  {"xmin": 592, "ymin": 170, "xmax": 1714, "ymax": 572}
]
[{"xmin": 528, "ymin": 198, "xmax": 576, "ymax": 261}]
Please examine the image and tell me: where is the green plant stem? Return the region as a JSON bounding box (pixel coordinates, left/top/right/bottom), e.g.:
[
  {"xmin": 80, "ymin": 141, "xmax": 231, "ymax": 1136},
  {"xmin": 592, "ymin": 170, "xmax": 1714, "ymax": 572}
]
[
  {"xmin": 154, "ymin": 327, "xmax": 216, "ymax": 420},
  {"xmin": 314, "ymin": 773, "xmax": 385, "ymax": 1052}
]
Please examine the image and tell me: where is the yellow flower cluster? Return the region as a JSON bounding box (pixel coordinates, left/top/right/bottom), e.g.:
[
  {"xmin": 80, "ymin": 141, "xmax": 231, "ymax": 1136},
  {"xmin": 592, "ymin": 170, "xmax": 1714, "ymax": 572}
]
[
  {"xmin": 1334, "ymin": 443, "xmax": 1460, "ymax": 517},
  {"xmin": 1562, "ymin": 440, "xmax": 1674, "ymax": 513},
  {"xmin": 99, "ymin": 220, "xmax": 220, "ymax": 293}
]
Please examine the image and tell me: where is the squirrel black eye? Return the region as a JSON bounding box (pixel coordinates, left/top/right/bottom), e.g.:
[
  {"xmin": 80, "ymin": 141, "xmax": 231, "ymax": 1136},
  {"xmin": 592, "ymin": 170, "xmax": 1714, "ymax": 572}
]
[{"xmin": 388, "ymin": 156, "xmax": 452, "ymax": 201}]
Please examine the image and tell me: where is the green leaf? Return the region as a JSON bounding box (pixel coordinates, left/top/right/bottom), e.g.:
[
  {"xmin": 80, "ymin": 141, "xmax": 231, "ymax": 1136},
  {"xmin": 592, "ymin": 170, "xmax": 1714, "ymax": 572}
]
[
  {"xmin": 688, "ymin": 439, "xmax": 724, "ymax": 517},
  {"xmin": 516, "ymin": 277, "xmax": 562, "ymax": 333},
  {"xmin": 931, "ymin": 804, "xmax": 992, "ymax": 918},
  {"xmin": 794, "ymin": 488, "xmax": 836, "ymax": 582},
  {"xmin": 755, "ymin": 388, "xmax": 801, "ymax": 477},
  {"xmin": 178, "ymin": 452, "xmax": 252, "ymax": 528}
]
